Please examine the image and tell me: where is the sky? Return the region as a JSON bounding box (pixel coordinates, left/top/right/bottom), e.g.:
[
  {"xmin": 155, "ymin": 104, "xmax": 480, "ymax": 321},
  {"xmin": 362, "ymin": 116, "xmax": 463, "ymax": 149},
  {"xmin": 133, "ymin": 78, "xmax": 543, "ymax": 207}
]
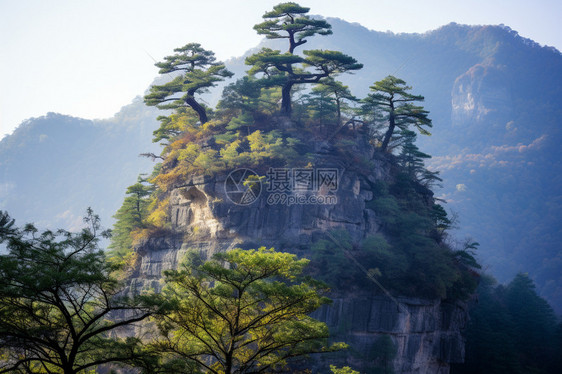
[{"xmin": 1, "ymin": 0, "xmax": 560, "ymax": 139}]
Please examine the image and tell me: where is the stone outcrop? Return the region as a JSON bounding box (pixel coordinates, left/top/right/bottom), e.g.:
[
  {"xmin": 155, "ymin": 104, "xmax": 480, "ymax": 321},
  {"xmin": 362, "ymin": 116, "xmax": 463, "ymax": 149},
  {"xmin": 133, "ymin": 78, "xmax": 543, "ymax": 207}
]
[
  {"xmin": 313, "ymin": 295, "xmax": 467, "ymax": 373},
  {"xmin": 127, "ymin": 137, "xmax": 468, "ymax": 373},
  {"xmin": 451, "ymin": 63, "xmax": 514, "ymax": 143}
]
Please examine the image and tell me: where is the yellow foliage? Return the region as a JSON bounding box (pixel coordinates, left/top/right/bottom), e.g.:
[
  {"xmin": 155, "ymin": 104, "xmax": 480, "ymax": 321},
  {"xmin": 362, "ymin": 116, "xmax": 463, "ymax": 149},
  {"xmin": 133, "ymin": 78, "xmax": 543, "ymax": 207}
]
[
  {"xmin": 247, "ymin": 130, "xmax": 265, "ymax": 152},
  {"xmin": 178, "ymin": 143, "xmax": 201, "ymax": 163},
  {"xmin": 147, "ymin": 198, "xmax": 170, "ymax": 227},
  {"xmin": 202, "ymin": 119, "xmax": 223, "ymax": 132},
  {"xmin": 152, "ymin": 171, "xmax": 182, "ymax": 191},
  {"xmin": 130, "ymin": 227, "xmax": 149, "ymax": 247}
]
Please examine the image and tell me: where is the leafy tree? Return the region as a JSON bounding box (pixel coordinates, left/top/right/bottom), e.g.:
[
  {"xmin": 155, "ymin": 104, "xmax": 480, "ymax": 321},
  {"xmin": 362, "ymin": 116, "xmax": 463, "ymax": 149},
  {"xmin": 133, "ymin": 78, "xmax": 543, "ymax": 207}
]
[
  {"xmin": 0, "ymin": 209, "xmax": 155, "ymax": 374},
  {"xmin": 147, "ymin": 247, "xmax": 346, "ymax": 374},
  {"xmin": 247, "ymin": 3, "xmax": 362, "ymax": 115},
  {"xmin": 145, "ymin": 43, "xmax": 233, "ymax": 124},
  {"xmin": 109, "ymin": 175, "xmax": 155, "ymax": 259},
  {"xmin": 362, "ymin": 76, "xmax": 432, "ymax": 152}
]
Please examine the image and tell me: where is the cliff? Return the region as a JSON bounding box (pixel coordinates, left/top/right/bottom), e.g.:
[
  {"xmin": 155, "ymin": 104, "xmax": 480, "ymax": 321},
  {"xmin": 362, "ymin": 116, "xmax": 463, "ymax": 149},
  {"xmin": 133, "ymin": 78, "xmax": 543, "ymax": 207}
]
[{"xmin": 125, "ymin": 132, "xmax": 468, "ymax": 373}]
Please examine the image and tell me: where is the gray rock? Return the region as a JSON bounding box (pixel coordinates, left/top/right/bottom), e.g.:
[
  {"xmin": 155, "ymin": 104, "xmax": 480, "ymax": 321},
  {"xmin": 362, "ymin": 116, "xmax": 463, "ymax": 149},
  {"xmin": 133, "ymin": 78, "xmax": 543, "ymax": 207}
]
[{"xmin": 126, "ymin": 138, "xmax": 468, "ymax": 373}]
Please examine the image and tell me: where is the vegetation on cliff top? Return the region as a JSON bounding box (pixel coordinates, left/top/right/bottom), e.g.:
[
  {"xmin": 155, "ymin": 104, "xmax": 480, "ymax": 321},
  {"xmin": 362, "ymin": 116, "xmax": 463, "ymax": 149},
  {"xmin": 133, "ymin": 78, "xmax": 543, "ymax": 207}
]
[{"xmin": 110, "ymin": 1, "xmax": 480, "ymax": 302}]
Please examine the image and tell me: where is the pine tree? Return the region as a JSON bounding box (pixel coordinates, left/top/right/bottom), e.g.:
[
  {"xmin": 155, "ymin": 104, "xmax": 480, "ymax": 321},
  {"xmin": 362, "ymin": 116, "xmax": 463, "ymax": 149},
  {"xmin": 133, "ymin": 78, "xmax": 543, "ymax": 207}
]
[
  {"xmin": 314, "ymin": 77, "xmax": 357, "ymax": 126},
  {"xmin": 253, "ymin": 2, "xmax": 332, "ymax": 54},
  {"xmin": 0, "ymin": 210, "xmax": 155, "ymax": 374},
  {"xmin": 397, "ymin": 130, "xmax": 441, "ymax": 186},
  {"xmin": 362, "ymin": 76, "xmax": 432, "ymax": 152},
  {"xmin": 109, "ymin": 175, "xmax": 155, "ymax": 258},
  {"xmin": 247, "ymin": 3, "xmax": 362, "ymax": 115},
  {"xmin": 145, "ymin": 43, "xmax": 233, "ymax": 124},
  {"xmin": 146, "ymin": 247, "xmax": 346, "ymax": 373}
]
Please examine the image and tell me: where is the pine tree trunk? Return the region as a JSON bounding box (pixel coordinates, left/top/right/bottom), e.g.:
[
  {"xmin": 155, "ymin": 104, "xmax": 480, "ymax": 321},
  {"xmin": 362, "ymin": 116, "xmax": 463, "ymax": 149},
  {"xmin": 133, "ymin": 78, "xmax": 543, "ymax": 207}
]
[
  {"xmin": 185, "ymin": 96, "xmax": 208, "ymax": 124},
  {"xmin": 281, "ymin": 82, "xmax": 293, "ymax": 115},
  {"xmin": 381, "ymin": 102, "xmax": 395, "ymax": 151}
]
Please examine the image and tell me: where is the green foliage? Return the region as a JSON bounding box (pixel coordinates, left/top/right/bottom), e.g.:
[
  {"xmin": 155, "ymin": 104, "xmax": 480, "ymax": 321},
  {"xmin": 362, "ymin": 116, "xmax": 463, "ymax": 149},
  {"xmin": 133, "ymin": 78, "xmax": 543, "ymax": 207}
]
[
  {"xmin": 300, "ymin": 77, "xmax": 358, "ymax": 129},
  {"xmin": 362, "ymin": 75, "xmax": 432, "ymax": 152},
  {"xmin": 253, "ymin": 2, "xmax": 332, "ymax": 54},
  {"xmin": 130, "ymin": 1, "xmax": 474, "ymax": 309},
  {"xmin": 218, "ymin": 76, "xmax": 263, "ymax": 116},
  {"xmin": 358, "ymin": 177, "xmax": 479, "ymax": 299},
  {"xmin": 303, "ymin": 86, "xmax": 338, "ymax": 126},
  {"xmin": 145, "ymin": 43, "xmax": 233, "ymax": 123},
  {"xmin": 152, "ymin": 107, "xmax": 200, "ymax": 144},
  {"xmin": 146, "ymin": 247, "xmax": 346, "ymax": 373},
  {"xmin": 397, "ymin": 130, "xmax": 440, "ymax": 186},
  {"xmin": 330, "ymin": 365, "xmax": 360, "ymax": 374},
  {"xmin": 0, "ymin": 209, "xmax": 155, "ymax": 374},
  {"xmin": 307, "ymin": 221, "xmax": 474, "ymax": 300},
  {"xmin": 312, "ymin": 77, "xmax": 358, "ymax": 126},
  {"xmin": 310, "ymin": 230, "xmax": 356, "ymax": 286},
  {"xmin": 452, "ymin": 274, "xmax": 562, "ymax": 374},
  {"xmin": 109, "ymin": 175, "xmax": 155, "ymax": 262},
  {"xmin": 247, "ymin": 4, "xmax": 362, "ymax": 114}
]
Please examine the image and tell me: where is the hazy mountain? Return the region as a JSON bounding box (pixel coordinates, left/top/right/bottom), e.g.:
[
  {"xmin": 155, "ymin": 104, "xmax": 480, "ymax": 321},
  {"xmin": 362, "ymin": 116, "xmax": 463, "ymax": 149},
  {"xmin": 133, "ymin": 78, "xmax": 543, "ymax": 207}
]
[
  {"xmin": 0, "ymin": 98, "xmax": 159, "ymax": 231},
  {"xmin": 1, "ymin": 20, "xmax": 560, "ymax": 312}
]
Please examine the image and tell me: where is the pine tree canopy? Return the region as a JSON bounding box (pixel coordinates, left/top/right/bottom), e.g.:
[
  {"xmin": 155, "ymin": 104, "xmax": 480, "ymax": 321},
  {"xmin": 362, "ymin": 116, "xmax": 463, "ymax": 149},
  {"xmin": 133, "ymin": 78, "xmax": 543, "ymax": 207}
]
[
  {"xmin": 254, "ymin": 2, "xmax": 332, "ymax": 53},
  {"xmin": 145, "ymin": 43, "xmax": 233, "ymax": 123},
  {"xmin": 363, "ymin": 75, "xmax": 432, "ymax": 151}
]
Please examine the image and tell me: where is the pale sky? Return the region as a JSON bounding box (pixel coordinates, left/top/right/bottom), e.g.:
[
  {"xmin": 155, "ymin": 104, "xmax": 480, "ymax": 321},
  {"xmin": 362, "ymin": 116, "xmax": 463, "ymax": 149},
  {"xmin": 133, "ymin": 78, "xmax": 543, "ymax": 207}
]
[{"xmin": 1, "ymin": 0, "xmax": 560, "ymax": 139}]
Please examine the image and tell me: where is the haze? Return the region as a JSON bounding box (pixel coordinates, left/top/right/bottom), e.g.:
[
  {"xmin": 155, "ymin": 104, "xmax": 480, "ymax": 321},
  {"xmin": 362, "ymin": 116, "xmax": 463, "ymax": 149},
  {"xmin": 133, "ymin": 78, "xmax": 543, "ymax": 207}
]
[{"xmin": 1, "ymin": 0, "xmax": 560, "ymax": 139}]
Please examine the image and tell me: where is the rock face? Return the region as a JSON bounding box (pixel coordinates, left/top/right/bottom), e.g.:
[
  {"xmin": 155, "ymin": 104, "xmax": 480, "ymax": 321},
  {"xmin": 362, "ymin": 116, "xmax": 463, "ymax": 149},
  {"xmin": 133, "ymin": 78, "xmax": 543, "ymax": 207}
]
[
  {"xmin": 451, "ymin": 63, "xmax": 514, "ymax": 143},
  {"xmin": 128, "ymin": 137, "xmax": 467, "ymax": 373},
  {"xmin": 314, "ymin": 296, "xmax": 467, "ymax": 373}
]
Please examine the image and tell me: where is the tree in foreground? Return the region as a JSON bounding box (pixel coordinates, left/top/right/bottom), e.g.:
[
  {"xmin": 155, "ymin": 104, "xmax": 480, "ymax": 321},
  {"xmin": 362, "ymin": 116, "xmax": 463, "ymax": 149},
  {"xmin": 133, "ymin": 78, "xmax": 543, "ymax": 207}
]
[
  {"xmin": 0, "ymin": 209, "xmax": 155, "ymax": 374},
  {"xmin": 145, "ymin": 43, "xmax": 233, "ymax": 124},
  {"xmin": 148, "ymin": 247, "xmax": 346, "ymax": 374},
  {"xmin": 362, "ymin": 75, "xmax": 432, "ymax": 152},
  {"xmin": 247, "ymin": 2, "xmax": 362, "ymax": 115}
]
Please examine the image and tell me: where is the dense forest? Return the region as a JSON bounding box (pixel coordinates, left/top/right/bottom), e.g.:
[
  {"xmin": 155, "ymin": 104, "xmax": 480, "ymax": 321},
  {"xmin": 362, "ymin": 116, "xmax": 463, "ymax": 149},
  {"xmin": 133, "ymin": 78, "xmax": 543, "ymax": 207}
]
[{"xmin": 1, "ymin": 2, "xmax": 560, "ymax": 373}]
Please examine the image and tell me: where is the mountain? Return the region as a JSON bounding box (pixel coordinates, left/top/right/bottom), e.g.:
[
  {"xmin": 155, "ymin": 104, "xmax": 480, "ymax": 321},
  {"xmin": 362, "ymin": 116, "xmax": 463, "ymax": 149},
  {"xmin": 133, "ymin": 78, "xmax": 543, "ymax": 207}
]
[
  {"xmin": 1, "ymin": 20, "xmax": 560, "ymax": 312},
  {"xmin": 0, "ymin": 98, "xmax": 159, "ymax": 232}
]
